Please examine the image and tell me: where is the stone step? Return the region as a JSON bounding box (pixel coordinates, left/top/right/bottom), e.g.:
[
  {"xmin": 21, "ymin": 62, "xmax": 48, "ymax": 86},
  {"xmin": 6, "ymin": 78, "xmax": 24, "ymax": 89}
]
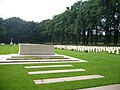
[
  {"xmin": 28, "ymin": 69, "xmax": 85, "ymax": 74},
  {"xmin": 6, "ymin": 57, "xmax": 69, "ymax": 60},
  {"xmin": 7, "ymin": 54, "xmax": 70, "ymax": 60},
  {"xmin": 0, "ymin": 59, "xmax": 80, "ymax": 63},
  {"xmin": 0, "ymin": 60, "xmax": 86, "ymax": 65},
  {"xmin": 34, "ymin": 75, "xmax": 104, "ymax": 84},
  {"xmin": 11, "ymin": 55, "xmax": 65, "ymax": 58}
]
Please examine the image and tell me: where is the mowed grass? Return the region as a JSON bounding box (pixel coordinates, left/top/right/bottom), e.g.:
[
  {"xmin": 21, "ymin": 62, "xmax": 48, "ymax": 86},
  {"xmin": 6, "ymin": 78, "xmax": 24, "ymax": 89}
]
[
  {"xmin": 0, "ymin": 45, "xmax": 120, "ymax": 90},
  {"xmin": 0, "ymin": 45, "xmax": 19, "ymax": 54}
]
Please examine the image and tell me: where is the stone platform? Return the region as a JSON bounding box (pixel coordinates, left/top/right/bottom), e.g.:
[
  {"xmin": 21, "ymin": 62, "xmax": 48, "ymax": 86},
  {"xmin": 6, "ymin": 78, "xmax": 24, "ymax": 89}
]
[{"xmin": 0, "ymin": 54, "xmax": 87, "ymax": 64}]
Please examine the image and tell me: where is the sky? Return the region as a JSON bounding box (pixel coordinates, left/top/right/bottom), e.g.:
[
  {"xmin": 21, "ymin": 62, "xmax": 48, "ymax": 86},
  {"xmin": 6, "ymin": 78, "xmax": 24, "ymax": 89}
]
[{"xmin": 0, "ymin": 0, "xmax": 86, "ymax": 22}]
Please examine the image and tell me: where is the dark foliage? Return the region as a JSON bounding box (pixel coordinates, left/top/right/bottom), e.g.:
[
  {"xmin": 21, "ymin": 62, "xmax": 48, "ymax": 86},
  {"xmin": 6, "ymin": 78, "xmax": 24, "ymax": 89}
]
[{"xmin": 0, "ymin": 0, "xmax": 120, "ymax": 45}]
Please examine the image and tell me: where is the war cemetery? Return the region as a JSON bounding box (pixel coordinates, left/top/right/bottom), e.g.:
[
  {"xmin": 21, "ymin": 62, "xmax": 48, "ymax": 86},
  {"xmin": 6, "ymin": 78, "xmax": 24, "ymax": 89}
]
[
  {"xmin": 0, "ymin": 43, "xmax": 120, "ymax": 90},
  {"xmin": 0, "ymin": 0, "xmax": 120, "ymax": 90}
]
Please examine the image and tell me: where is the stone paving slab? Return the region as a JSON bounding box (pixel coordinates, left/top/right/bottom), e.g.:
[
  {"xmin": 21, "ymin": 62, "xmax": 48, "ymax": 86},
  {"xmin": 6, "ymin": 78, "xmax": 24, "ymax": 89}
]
[
  {"xmin": 34, "ymin": 75, "xmax": 104, "ymax": 84},
  {"xmin": 28, "ymin": 69, "xmax": 85, "ymax": 74},
  {"xmin": 80, "ymin": 84, "xmax": 120, "ymax": 90},
  {"xmin": 25, "ymin": 64, "xmax": 73, "ymax": 68}
]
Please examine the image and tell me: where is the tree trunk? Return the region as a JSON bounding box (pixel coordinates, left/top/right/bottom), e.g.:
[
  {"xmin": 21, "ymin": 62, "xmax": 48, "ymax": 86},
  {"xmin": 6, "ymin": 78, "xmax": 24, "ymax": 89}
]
[
  {"xmin": 82, "ymin": 30, "xmax": 85, "ymax": 44},
  {"xmin": 95, "ymin": 26, "xmax": 98, "ymax": 45}
]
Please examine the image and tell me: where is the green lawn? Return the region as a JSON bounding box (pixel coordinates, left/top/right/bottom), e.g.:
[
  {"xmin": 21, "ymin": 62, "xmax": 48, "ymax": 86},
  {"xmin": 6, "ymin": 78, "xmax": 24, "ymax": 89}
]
[
  {"xmin": 0, "ymin": 45, "xmax": 120, "ymax": 90},
  {"xmin": 0, "ymin": 45, "xmax": 19, "ymax": 55}
]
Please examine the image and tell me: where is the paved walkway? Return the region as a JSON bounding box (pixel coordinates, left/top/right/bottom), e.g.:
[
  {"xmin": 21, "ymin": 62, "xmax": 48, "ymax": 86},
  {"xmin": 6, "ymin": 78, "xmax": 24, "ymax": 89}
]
[{"xmin": 80, "ymin": 84, "xmax": 120, "ymax": 90}]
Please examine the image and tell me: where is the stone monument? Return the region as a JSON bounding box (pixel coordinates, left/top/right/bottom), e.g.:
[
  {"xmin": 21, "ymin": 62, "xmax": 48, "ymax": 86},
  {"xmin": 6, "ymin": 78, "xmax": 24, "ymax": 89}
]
[
  {"xmin": 10, "ymin": 38, "xmax": 13, "ymax": 45},
  {"xmin": 19, "ymin": 44, "xmax": 54, "ymax": 55}
]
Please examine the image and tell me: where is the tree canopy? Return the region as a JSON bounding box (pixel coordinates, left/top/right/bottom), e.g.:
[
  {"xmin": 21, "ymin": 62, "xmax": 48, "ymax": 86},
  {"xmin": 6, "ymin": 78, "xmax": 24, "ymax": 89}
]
[{"xmin": 0, "ymin": 0, "xmax": 120, "ymax": 45}]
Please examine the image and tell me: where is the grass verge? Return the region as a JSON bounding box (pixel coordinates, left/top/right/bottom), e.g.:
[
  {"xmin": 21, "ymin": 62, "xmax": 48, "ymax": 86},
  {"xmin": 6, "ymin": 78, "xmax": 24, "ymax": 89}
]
[{"xmin": 0, "ymin": 45, "xmax": 19, "ymax": 55}]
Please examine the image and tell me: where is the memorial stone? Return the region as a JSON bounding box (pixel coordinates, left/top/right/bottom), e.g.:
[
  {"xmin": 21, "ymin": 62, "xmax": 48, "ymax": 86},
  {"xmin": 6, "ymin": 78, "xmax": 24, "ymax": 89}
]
[{"xmin": 19, "ymin": 44, "xmax": 54, "ymax": 55}]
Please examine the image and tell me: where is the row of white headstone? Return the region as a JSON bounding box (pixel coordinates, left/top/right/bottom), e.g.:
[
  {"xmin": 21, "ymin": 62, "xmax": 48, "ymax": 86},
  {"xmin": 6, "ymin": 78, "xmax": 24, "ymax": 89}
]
[{"xmin": 54, "ymin": 45, "xmax": 120, "ymax": 54}]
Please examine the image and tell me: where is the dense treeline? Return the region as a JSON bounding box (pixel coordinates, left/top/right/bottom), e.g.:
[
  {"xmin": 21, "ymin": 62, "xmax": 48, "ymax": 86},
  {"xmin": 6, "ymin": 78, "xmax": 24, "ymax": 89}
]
[{"xmin": 0, "ymin": 0, "xmax": 120, "ymax": 45}]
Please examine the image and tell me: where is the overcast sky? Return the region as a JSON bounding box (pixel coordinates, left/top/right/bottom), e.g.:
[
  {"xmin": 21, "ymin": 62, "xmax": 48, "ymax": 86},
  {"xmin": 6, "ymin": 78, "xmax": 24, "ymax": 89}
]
[{"xmin": 0, "ymin": 0, "xmax": 86, "ymax": 22}]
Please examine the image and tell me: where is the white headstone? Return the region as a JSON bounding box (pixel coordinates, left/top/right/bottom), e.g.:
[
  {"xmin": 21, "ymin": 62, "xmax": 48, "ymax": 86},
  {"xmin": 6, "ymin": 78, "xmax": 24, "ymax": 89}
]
[{"xmin": 116, "ymin": 49, "xmax": 119, "ymax": 54}]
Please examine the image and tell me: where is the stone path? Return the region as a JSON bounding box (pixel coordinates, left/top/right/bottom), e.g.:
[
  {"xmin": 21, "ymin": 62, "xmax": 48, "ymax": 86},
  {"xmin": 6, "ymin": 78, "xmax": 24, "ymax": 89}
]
[
  {"xmin": 25, "ymin": 64, "xmax": 73, "ymax": 68},
  {"xmin": 22, "ymin": 54, "xmax": 105, "ymax": 88},
  {"xmin": 34, "ymin": 75, "xmax": 104, "ymax": 84},
  {"xmin": 80, "ymin": 84, "xmax": 120, "ymax": 90},
  {"xmin": 28, "ymin": 69, "xmax": 85, "ymax": 74}
]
